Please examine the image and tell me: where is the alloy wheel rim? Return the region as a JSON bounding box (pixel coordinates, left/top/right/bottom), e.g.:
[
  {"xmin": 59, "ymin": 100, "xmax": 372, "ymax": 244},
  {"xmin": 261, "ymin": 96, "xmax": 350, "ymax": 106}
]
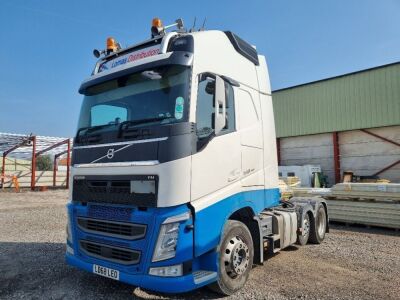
[
  {"xmin": 223, "ymin": 236, "xmax": 250, "ymax": 278},
  {"xmin": 303, "ymin": 218, "xmax": 310, "ymax": 237}
]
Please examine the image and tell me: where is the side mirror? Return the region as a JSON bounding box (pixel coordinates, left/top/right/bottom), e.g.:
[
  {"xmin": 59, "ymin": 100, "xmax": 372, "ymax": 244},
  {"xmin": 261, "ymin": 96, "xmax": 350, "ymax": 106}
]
[{"xmin": 214, "ymin": 75, "xmax": 226, "ymax": 135}]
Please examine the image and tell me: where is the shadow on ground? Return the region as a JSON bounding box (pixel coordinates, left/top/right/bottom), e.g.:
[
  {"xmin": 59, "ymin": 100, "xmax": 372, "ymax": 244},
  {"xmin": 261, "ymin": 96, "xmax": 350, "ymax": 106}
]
[{"xmin": 0, "ymin": 242, "xmax": 221, "ymax": 300}]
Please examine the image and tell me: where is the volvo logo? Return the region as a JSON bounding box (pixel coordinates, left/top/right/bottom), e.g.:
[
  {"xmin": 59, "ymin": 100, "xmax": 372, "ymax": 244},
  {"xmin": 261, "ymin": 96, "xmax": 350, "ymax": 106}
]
[{"xmin": 106, "ymin": 148, "xmax": 115, "ymax": 159}]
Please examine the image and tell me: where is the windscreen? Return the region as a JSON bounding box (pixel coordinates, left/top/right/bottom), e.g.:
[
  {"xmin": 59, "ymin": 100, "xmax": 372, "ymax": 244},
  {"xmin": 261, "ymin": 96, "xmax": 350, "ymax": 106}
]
[{"xmin": 76, "ymin": 65, "xmax": 191, "ymax": 137}]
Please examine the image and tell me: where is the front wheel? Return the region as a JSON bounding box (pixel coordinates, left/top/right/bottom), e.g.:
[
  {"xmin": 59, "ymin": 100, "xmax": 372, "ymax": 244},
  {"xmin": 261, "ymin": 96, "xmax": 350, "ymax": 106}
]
[{"xmin": 208, "ymin": 220, "xmax": 254, "ymax": 295}]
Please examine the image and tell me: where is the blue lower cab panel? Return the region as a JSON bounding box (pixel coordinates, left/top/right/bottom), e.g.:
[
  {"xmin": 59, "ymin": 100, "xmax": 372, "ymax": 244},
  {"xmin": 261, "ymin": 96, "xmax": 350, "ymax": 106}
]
[
  {"xmin": 66, "ymin": 188, "xmax": 280, "ymax": 293},
  {"xmin": 67, "ymin": 201, "xmax": 220, "ymax": 293},
  {"xmin": 67, "ymin": 202, "xmax": 195, "ymax": 277},
  {"xmin": 66, "ymin": 252, "xmax": 217, "ymax": 293},
  {"xmin": 194, "ymin": 188, "xmax": 280, "ymax": 257}
]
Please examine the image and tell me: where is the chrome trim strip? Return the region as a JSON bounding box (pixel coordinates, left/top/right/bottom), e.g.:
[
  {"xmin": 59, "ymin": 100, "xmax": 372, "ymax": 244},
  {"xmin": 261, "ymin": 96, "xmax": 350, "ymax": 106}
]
[
  {"xmin": 73, "ymin": 137, "xmax": 168, "ymax": 149},
  {"xmin": 162, "ymin": 211, "xmax": 191, "ymax": 224},
  {"xmin": 74, "ymin": 160, "xmax": 159, "ymax": 168}
]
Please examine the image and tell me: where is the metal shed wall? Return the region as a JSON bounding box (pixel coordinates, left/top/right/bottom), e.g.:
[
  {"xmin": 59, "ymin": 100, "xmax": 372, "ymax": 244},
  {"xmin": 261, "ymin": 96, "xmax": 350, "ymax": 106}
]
[{"xmin": 272, "ymin": 62, "xmax": 400, "ymax": 138}]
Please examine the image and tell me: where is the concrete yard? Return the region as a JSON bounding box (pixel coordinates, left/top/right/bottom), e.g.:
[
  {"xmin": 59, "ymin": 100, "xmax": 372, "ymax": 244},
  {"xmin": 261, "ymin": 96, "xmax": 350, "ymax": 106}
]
[{"xmin": 0, "ymin": 190, "xmax": 399, "ymax": 300}]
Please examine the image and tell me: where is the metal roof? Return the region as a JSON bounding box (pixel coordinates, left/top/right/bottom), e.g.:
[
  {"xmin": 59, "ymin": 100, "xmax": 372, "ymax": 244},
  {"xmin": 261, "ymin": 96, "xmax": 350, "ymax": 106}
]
[
  {"xmin": 272, "ymin": 62, "xmax": 400, "ymax": 138},
  {"xmin": 0, "ymin": 133, "xmax": 71, "ymax": 160}
]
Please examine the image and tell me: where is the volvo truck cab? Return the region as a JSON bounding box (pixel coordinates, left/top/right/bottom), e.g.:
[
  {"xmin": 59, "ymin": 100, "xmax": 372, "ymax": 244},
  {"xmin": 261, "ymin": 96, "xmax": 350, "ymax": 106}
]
[{"xmin": 66, "ymin": 18, "xmax": 328, "ymax": 295}]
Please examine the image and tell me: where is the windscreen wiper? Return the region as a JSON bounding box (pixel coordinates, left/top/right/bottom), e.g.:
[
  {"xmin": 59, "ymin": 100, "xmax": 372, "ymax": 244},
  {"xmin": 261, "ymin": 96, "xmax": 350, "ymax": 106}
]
[
  {"xmin": 76, "ymin": 123, "xmax": 116, "ymax": 139},
  {"xmin": 117, "ymin": 117, "xmax": 173, "ymax": 137}
]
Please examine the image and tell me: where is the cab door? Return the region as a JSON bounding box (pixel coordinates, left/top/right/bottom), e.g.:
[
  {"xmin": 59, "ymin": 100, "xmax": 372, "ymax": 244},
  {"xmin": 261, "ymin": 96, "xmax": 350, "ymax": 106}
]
[
  {"xmin": 191, "ymin": 74, "xmax": 241, "ymax": 203},
  {"xmin": 236, "ymin": 88, "xmax": 264, "ymax": 187}
]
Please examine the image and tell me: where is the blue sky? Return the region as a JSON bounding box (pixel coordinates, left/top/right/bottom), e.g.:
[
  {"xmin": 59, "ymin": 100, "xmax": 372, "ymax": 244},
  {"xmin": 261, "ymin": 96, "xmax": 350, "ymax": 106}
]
[{"xmin": 0, "ymin": 0, "xmax": 399, "ymax": 137}]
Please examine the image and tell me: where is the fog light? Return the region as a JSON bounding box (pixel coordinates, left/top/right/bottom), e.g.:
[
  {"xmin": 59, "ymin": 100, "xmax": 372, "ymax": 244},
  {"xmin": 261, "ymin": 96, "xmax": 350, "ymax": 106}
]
[{"xmin": 149, "ymin": 264, "xmax": 183, "ymax": 277}]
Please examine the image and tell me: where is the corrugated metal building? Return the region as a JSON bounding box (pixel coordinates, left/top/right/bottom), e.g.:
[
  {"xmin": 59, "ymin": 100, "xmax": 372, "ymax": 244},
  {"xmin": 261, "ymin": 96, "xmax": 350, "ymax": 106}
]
[{"xmin": 272, "ymin": 62, "xmax": 400, "ymax": 185}]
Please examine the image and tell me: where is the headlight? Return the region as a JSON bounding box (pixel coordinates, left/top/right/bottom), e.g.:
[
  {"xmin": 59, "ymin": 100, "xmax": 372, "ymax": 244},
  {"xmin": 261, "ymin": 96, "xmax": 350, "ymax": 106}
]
[
  {"xmin": 152, "ymin": 211, "xmax": 190, "ymax": 262},
  {"xmin": 152, "ymin": 222, "xmax": 180, "ymax": 262}
]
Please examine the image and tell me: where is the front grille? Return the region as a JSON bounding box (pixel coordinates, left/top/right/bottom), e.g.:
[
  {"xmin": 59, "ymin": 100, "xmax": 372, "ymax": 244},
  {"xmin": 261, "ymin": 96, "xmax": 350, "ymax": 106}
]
[
  {"xmin": 88, "ymin": 205, "xmax": 133, "ymax": 222},
  {"xmin": 77, "ymin": 217, "xmax": 146, "ymax": 240},
  {"xmin": 80, "ymin": 240, "xmax": 140, "ymax": 265},
  {"xmin": 72, "ymin": 175, "xmax": 158, "ymax": 207}
]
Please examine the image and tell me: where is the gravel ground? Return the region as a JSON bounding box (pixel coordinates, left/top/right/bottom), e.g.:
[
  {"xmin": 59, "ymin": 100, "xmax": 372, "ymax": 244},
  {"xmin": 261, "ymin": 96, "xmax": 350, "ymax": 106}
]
[{"xmin": 1, "ymin": 190, "xmax": 399, "ymax": 300}]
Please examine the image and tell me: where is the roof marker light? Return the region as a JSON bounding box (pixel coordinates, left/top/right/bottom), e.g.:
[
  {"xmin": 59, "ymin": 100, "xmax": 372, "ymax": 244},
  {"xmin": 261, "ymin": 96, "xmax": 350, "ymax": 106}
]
[
  {"xmin": 106, "ymin": 37, "xmax": 119, "ymax": 53},
  {"xmin": 152, "ymin": 17, "xmax": 163, "ymax": 28},
  {"xmin": 151, "ymin": 18, "xmax": 185, "ymax": 38},
  {"xmin": 151, "ymin": 18, "xmax": 164, "ymax": 37}
]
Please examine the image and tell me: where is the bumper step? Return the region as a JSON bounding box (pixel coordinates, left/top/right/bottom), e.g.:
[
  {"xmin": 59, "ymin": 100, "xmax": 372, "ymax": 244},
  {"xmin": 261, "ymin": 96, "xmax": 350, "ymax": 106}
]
[{"xmin": 193, "ymin": 270, "xmax": 217, "ymax": 284}]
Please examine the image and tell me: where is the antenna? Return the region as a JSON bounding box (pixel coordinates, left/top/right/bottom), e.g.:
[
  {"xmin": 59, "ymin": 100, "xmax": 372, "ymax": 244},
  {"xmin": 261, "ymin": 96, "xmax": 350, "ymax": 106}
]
[
  {"xmin": 190, "ymin": 17, "xmax": 197, "ymax": 33},
  {"xmin": 200, "ymin": 17, "xmax": 207, "ymax": 31}
]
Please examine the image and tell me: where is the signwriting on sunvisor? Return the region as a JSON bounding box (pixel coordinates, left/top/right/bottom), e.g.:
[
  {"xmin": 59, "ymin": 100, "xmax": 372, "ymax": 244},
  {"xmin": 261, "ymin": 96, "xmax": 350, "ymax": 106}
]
[{"xmin": 98, "ymin": 44, "xmax": 161, "ymax": 73}]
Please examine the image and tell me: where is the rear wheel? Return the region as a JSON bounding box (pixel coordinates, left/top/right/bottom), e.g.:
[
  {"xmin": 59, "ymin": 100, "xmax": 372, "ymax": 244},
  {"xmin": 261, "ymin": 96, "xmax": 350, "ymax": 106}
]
[
  {"xmin": 297, "ymin": 213, "xmax": 310, "ymax": 246},
  {"xmin": 309, "ymin": 204, "xmax": 327, "ymax": 244},
  {"xmin": 209, "ymin": 220, "xmax": 254, "ymax": 295}
]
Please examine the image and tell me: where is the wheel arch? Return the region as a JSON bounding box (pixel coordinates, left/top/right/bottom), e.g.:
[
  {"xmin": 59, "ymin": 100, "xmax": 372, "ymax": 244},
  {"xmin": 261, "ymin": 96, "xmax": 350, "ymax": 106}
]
[
  {"xmin": 228, "ymin": 206, "xmax": 263, "ymax": 264},
  {"xmin": 192, "ymin": 189, "xmax": 280, "ymax": 259}
]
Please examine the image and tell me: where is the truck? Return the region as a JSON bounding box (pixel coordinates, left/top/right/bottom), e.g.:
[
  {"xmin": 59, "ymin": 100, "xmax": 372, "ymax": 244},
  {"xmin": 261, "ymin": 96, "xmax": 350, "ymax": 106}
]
[{"xmin": 66, "ymin": 18, "xmax": 329, "ymax": 295}]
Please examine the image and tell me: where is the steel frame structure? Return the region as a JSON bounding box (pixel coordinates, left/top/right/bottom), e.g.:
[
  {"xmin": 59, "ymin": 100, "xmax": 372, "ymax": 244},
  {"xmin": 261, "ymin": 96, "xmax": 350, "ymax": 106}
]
[
  {"xmin": 0, "ymin": 133, "xmax": 71, "ymax": 190},
  {"xmin": 360, "ymin": 129, "xmax": 400, "ymax": 177}
]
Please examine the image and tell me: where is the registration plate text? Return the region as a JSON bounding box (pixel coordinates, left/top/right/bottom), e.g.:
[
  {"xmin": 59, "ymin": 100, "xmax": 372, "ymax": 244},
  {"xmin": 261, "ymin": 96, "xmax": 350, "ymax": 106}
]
[{"xmin": 93, "ymin": 264, "xmax": 119, "ymax": 280}]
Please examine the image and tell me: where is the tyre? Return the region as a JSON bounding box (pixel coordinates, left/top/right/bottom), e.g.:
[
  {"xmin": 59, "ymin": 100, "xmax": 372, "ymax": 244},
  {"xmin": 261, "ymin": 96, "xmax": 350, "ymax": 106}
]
[
  {"xmin": 208, "ymin": 220, "xmax": 254, "ymax": 295},
  {"xmin": 309, "ymin": 204, "xmax": 327, "ymax": 244},
  {"xmin": 296, "ymin": 213, "xmax": 310, "ymax": 246}
]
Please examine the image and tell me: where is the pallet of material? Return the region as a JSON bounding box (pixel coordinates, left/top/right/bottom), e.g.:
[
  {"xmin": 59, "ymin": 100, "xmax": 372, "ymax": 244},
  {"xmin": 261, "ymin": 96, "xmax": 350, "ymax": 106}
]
[
  {"xmin": 331, "ymin": 183, "xmax": 400, "ymax": 202},
  {"xmin": 279, "ymin": 179, "xmax": 294, "ymax": 200},
  {"xmin": 291, "ymin": 185, "xmax": 400, "ymax": 230},
  {"xmin": 327, "ymin": 198, "xmax": 400, "ymax": 230},
  {"xmin": 280, "ymin": 176, "xmax": 301, "ymax": 187},
  {"xmin": 292, "ymin": 187, "xmax": 331, "ymax": 198}
]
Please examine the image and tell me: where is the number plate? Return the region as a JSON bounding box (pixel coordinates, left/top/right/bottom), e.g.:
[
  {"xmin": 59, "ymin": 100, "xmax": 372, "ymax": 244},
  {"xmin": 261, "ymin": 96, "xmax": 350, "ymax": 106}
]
[{"xmin": 93, "ymin": 264, "xmax": 119, "ymax": 280}]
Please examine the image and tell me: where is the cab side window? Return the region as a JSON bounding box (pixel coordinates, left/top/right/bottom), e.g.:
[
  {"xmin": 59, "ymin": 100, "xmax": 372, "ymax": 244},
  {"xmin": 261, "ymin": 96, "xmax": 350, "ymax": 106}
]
[
  {"xmin": 196, "ymin": 76, "xmax": 215, "ymax": 138},
  {"xmin": 196, "ymin": 74, "xmax": 235, "ymax": 139}
]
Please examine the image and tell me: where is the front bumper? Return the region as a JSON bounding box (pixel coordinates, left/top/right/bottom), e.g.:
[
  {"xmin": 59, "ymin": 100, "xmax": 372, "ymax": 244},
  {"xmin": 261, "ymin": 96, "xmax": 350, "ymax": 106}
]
[
  {"xmin": 66, "ymin": 201, "xmax": 217, "ymax": 293},
  {"xmin": 66, "ymin": 252, "xmax": 216, "ymax": 293}
]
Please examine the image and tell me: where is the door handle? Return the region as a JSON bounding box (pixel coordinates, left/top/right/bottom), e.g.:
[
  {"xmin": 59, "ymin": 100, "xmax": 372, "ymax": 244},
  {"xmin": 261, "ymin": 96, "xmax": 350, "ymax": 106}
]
[{"xmin": 228, "ymin": 169, "xmax": 241, "ymax": 182}]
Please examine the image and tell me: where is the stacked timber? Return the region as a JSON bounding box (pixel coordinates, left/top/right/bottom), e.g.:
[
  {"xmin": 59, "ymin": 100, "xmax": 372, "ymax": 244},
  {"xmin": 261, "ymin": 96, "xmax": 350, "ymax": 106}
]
[
  {"xmin": 327, "ymin": 199, "xmax": 400, "ymax": 229},
  {"xmin": 279, "ymin": 179, "xmax": 293, "ymax": 200},
  {"xmin": 279, "ymin": 177, "xmax": 301, "ymax": 200},
  {"xmin": 292, "ymin": 183, "xmax": 400, "ymax": 229},
  {"xmin": 292, "ymin": 187, "xmax": 331, "ymax": 198},
  {"xmin": 330, "ymin": 183, "xmax": 400, "ymax": 201},
  {"xmin": 328, "ymin": 183, "xmax": 400, "ymax": 229}
]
